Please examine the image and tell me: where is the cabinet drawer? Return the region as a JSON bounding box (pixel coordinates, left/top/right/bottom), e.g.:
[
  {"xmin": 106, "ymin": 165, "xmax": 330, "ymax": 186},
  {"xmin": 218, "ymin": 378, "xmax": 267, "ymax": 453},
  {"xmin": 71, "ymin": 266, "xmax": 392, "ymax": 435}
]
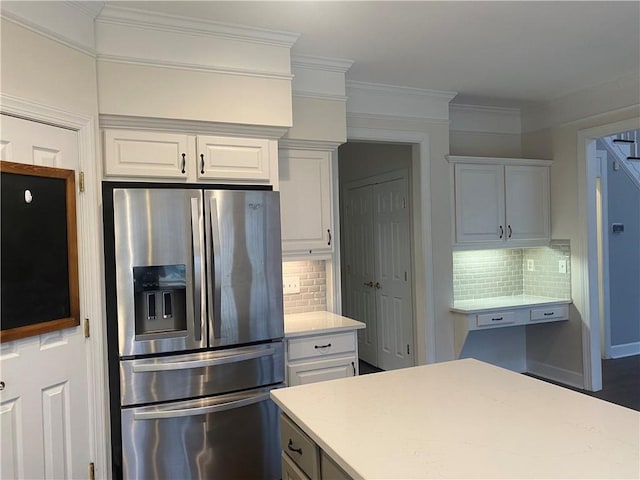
[
  {"xmin": 476, "ymin": 311, "xmax": 516, "ymax": 327},
  {"xmin": 288, "ymin": 332, "xmax": 356, "ymax": 361},
  {"xmin": 280, "ymin": 414, "xmax": 320, "ymax": 479},
  {"xmin": 282, "ymin": 451, "xmax": 311, "ymax": 480},
  {"xmin": 530, "ymin": 304, "xmax": 569, "ymax": 322}
]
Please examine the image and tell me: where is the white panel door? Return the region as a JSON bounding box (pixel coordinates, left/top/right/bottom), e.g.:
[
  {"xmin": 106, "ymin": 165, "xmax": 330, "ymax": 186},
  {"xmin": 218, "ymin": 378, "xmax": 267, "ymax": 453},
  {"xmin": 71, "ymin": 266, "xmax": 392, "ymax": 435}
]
[
  {"xmin": 373, "ymin": 178, "xmax": 414, "ymax": 370},
  {"xmin": 343, "ymin": 185, "xmax": 377, "ymax": 365},
  {"xmin": 505, "ymin": 165, "xmax": 550, "ymax": 242},
  {"xmin": 0, "ymin": 114, "xmax": 91, "ymax": 480},
  {"xmin": 454, "ymin": 163, "xmax": 505, "ymax": 244}
]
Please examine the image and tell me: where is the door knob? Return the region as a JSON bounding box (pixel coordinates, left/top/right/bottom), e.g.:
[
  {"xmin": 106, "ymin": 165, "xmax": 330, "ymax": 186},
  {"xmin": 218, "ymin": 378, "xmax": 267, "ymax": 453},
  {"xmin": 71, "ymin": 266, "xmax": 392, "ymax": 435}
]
[
  {"xmin": 0, "ymin": 381, "xmax": 5, "ymax": 391},
  {"xmin": 363, "ymin": 281, "xmax": 374, "ymax": 287},
  {"xmin": 375, "ymin": 282, "xmax": 381, "ymax": 289}
]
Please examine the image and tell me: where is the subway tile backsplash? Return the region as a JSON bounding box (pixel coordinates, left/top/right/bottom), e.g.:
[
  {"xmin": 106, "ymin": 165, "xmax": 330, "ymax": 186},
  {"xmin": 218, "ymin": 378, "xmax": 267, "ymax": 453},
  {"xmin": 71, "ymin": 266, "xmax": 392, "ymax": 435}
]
[
  {"xmin": 282, "ymin": 260, "xmax": 327, "ymax": 314},
  {"xmin": 453, "ymin": 240, "xmax": 571, "ymax": 301}
]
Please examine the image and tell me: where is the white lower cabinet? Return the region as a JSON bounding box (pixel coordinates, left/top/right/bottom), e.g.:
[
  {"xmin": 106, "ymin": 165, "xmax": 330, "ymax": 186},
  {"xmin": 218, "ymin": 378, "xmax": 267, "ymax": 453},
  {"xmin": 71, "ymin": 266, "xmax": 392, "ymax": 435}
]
[
  {"xmin": 285, "ymin": 331, "xmax": 359, "ymax": 387},
  {"xmin": 280, "ymin": 414, "xmax": 353, "ymax": 480}
]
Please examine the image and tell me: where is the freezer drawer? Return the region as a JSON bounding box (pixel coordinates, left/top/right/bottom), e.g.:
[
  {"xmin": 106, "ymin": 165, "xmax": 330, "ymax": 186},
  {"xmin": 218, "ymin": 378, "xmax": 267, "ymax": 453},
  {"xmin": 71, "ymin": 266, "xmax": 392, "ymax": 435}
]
[
  {"xmin": 120, "ymin": 341, "xmax": 284, "ymax": 406},
  {"xmin": 121, "ymin": 385, "xmax": 283, "ymax": 480}
]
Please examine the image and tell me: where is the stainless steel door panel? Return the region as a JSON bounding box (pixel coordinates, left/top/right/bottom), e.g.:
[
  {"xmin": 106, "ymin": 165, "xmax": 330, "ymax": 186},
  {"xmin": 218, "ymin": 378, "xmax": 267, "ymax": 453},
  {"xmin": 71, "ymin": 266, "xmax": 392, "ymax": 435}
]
[
  {"xmin": 205, "ymin": 190, "xmax": 284, "ymax": 347},
  {"xmin": 113, "ymin": 188, "xmax": 206, "ymax": 356},
  {"xmin": 120, "ymin": 341, "xmax": 284, "ymax": 406},
  {"xmin": 121, "ymin": 385, "xmax": 283, "ymax": 480}
]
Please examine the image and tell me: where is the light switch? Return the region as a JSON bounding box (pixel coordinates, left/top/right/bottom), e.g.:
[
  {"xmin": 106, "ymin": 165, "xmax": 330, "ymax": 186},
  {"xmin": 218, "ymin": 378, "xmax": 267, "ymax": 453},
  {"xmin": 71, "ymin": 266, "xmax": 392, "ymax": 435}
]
[{"xmin": 558, "ymin": 260, "xmax": 567, "ymax": 274}]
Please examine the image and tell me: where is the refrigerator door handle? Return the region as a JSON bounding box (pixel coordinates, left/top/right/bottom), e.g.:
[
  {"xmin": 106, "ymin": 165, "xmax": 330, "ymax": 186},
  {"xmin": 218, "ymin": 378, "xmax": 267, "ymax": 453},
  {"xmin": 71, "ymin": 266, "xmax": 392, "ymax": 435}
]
[
  {"xmin": 131, "ymin": 347, "xmax": 276, "ymax": 372},
  {"xmin": 208, "ymin": 196, "xmax": 222, "ymax": 339},
  {"xmin": 190, "ymin": 197, "xmax": 204, "ymax": 341},
  {"xmin": 133, "ymin": 392, "xmax": 271, "ymax": 420}
]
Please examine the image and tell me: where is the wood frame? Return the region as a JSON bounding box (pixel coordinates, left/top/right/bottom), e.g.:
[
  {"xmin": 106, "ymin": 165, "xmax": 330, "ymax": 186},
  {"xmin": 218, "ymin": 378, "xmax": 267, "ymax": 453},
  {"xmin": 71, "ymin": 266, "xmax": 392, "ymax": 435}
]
[{"xmin": 0, "ymin": 160, "xmax": 79, "ymax": 342}]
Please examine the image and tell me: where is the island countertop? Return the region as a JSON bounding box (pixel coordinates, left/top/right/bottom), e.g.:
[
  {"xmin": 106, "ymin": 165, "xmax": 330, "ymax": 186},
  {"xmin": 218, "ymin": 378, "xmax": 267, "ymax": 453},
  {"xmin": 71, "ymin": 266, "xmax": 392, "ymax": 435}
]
[
  {"xmin": 284, "ymin": 311, "xmax": 365, "ymax": 338},
  {"xmin": 271, "ymin": 359, "xmax": 639, "ymax": 479}
]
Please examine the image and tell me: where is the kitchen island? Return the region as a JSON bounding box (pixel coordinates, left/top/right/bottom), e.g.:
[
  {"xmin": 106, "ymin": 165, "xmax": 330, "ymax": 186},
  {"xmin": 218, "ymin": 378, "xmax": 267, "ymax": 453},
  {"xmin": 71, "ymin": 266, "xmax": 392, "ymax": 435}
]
[{"xmin": 271, "ymin": 358, "xmax": 639, "ymax": 479}]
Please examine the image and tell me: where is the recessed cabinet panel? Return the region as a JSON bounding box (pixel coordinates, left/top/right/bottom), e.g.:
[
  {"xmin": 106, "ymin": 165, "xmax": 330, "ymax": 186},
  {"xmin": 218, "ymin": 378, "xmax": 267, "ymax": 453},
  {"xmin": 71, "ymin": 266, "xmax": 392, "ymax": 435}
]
[
  {"xmin": 104, "ymin": 130, "xmax": 189, "ymax": 179},
  {"xmin": 197, "ymin": 135, "xmax": 272, "ymax": 181},
  {"xmin": 505, "ymin": 166, "xmax": 550, "ymax": 242},
  {"xmin": 454, "ymin": 163, "xmax": 505, "ymax": 244},
  {"xmin": 279, "ymin": 149, "xmax": 332, "ymax": 255}
]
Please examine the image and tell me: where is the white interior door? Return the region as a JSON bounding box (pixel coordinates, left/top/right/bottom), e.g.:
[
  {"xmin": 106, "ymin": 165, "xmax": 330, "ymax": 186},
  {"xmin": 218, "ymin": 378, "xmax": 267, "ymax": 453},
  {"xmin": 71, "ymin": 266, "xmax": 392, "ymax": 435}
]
[
  {"xmin": 342, "ymin": 170, "xmax": 414, "ymax": 370},
  {"xmin": 0, "ymin": 114, "xmax": 91, "ymax": 479},
  {"xmin": 343, "ymin": 184, "xmax": 378, "ymax": 366},
  {"xmin": 373, "ymin": 177, "xmax": 414, "ymax": 370}
]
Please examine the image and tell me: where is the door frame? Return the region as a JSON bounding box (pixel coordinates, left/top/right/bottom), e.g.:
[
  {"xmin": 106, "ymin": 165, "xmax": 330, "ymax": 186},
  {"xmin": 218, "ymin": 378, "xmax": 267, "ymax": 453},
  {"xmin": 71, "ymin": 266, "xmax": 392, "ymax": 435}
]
[
  {"xmin": 0, "ymin": 93, "xmax": 109, "ymax": 477},
  {"xmin": 577, "ymin": 116, "xmax": 640, "ymax": 391},
  {"xmin": 341, "ymin": 168, "xmax": 415, "ymax": 368},
  {"xmin": 335, "ymin": 127, "xmax": 435, "ymax": 365}
]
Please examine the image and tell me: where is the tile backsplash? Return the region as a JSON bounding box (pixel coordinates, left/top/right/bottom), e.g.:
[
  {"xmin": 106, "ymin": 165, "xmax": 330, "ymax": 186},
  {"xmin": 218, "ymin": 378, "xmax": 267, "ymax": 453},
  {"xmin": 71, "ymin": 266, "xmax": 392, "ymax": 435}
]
[
  {"xmin": 453, "ymin": 240, "xmax": 571, "ymax": 301},
  {"xmin": 282, "ymin": 260, "xmax": 327, "ymax": 314}
]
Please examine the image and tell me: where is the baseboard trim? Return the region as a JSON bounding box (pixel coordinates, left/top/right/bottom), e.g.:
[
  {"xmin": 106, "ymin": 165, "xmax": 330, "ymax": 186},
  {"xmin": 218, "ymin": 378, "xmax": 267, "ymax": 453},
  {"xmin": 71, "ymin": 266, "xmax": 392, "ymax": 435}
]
[
  {"xmin": 610, "ymin": 341, "xmax": 640, "ymax": 359},
  {"xmin": 526, "ymin": 360, "xmax": 584, "ymax": 389}
]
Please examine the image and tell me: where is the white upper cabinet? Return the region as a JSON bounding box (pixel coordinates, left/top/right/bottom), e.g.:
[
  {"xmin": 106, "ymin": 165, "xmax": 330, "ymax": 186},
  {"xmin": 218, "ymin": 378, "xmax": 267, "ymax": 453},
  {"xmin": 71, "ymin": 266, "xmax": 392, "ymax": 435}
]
[
  {"xmin": 279, "ymin": 148, "xmax": 333, "ymax": 257},
  {"xmin": 103, "ymin": 129, "xmax": 278, "ymax": 186},
  {"xmin": 450, "ymin": 156, "xmax": 551, "ymax": 249}
]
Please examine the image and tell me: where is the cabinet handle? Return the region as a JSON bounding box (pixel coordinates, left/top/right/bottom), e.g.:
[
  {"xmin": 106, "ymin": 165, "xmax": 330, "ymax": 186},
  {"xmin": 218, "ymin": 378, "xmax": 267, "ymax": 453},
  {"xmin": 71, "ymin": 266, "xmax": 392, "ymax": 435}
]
[
  {"xmin": 499, "ymin": 225, "xmax": 504, "ymax": 239},
  {"xmin": 351, "ymin": 361, "xmax": 356, "ymax": 376},
  {"xmin": 200, "ymin": 154, "xmax": 205, "ymax": 174},
  {"xmin": 327, "ymin": 229, "xmax": 332, "ymax": 246},
  {"xmin": 491, "ymin": 317, "xmax": 504, "ymax": 322},
  {"xmin": 543, "ymin": 312, "xmax": 554, "ymax": 316},
  {"xmin": 364, "ymin": 281, "xmax": 374, "ymax": 287},
  {"xmin": 287, "ymin": 439, "xmax": 302, "ymax": 455},
  {"xmin": 0, "ymin": 381, "xmax": 5, "ymax": 391},
  {"xmin": 181, "ymin": 153, "xmax": 186, "ymax": 174},
  {"xmin": 508, "ymin": 225, "xmax": 512, "ymax": 238},
  {"xmin": 375, "ymin": 282, "xmax": 381, "ymax": 289},
  {"xmin": 314, "ymin": 343, "xmax": 332, "ymax": 349}
]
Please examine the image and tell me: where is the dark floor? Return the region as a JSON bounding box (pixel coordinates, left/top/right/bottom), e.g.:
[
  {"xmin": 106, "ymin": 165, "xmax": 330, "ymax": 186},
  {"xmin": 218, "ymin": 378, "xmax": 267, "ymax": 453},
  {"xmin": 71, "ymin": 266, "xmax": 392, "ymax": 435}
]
[{"xmin": 360, "ymin": 355, "xmax": 640, "ymax": 411}]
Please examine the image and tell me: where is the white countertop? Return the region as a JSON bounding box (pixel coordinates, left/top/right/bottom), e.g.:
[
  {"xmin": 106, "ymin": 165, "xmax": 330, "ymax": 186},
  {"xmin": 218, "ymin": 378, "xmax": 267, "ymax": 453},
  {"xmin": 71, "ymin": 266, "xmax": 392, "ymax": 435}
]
[
  {"xmin": 271, "ymin": 359, "xmax": 639, "ymax": 480},
  {"xmin": 452, "ymin": 294, "xmax": 572, "ymax": 313},
  {"xmin": 284, "ymin": 311, "xmax": 365, "ymax": 338}
]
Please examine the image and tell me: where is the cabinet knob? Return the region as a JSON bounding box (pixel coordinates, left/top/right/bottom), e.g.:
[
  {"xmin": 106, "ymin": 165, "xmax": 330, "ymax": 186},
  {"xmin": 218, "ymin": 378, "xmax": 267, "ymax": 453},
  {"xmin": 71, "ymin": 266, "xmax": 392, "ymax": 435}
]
[
  {"xmin": 375, "ymin": 282, "xmax": 381, "ymax": 289},
  {"xmin": 364, "ymin": 281, "xmax": 374, "ymax": 287},
  {"xmin": 0, "ymin": 381, "xmax": 5, "ymax": 391}
]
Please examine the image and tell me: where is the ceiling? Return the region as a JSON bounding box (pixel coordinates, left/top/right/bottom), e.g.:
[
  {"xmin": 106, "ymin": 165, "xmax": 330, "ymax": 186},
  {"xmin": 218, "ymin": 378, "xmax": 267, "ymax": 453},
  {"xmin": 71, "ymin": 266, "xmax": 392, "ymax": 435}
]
[{"xmin": 110, "ymin": 1, "xmax": 640, "ymax": 107}]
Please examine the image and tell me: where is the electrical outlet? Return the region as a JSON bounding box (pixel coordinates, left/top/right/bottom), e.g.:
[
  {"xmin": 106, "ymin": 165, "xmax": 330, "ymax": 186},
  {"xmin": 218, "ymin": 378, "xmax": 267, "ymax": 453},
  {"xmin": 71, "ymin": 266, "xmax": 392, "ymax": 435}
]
[
  {"xmin": 527, "ymin": 259, "xmax": 534, "ymax": 271},
  {"xmin": 558, "ymin": 260, "xmax": 567, "ymax": 274},
  {"xmin": 282, "ymin": 276, "xmax": 300, "ymax": 295}
]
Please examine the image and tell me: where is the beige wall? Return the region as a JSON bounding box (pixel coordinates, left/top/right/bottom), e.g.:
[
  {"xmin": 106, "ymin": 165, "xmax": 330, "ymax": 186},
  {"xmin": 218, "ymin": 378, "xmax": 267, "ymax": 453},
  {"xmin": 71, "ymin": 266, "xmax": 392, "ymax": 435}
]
[
  {"xmin": 450, "ymin": 131, "xmax": 522, "ymax": 158},
  {"xmin": 1, "ymin": 19, "xmax": 98, "ymax": 117},
  {"xmin": 522, "ymin": 107, "xmax": 640, "ymax": 381},
  {"xmin": 283, "ymin": 96, "xmax": 346, "ymax": 143}
]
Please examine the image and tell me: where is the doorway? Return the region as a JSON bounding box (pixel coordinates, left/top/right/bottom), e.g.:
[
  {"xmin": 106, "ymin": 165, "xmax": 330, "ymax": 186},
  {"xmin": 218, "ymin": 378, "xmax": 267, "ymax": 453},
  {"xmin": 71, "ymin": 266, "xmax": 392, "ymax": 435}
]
[
  {"xmin": 338, "ymin": 142, "xmax": 415, "ymax": 370},
  {"xmin": 595, "ymin": 130, "xmax": 640, "ymax": 360}
]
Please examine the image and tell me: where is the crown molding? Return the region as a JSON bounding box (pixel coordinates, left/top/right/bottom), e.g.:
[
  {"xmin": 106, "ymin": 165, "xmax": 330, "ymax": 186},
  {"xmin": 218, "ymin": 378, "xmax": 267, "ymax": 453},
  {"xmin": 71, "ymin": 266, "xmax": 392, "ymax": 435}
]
[
  {"xmin": 0, "ymin": 7, "xmax": 96, "ymax": 56},
  {"xmin": 346, "ymin": 80, "xmax": 457, "ymax": 101},
  {"xmin": 450, "ymin": 103, "xmax": 522, "ymax": 135},
  {"xmin": 346, "ymin": 111, "xmax": 449, "ymax": 127},
  {"xmin": 292, "ymin": 92, "xmax": 348, "ymax": 102},
  {"xmin": 279, "ymin": 138, "xmax": 343, "ymax": 151},
  {"xmin": 291, "ymin": 55, "xmax": 354, "ymax": 73},
  {"xmin": 96, "ymin": 5, "xmax": 299, "ymax": 48},
  {"xmin": 66, "ymin": 1, "xmax": 105, "ymax": 19},
  {"xmin": 98, "ymin": 114, "xmax": 289, "ymax": 139},
  {"xmin": 97, "ymin": 55, "xmax": 294, "ymax": 81}
]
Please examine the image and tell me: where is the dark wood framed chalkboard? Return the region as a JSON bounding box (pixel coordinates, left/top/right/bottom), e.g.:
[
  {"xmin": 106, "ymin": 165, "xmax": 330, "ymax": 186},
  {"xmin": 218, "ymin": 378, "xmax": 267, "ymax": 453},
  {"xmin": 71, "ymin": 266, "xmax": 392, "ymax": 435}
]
[{"xmin": 1, "ymin": 161, "xmax": 80, "ymax": 342}]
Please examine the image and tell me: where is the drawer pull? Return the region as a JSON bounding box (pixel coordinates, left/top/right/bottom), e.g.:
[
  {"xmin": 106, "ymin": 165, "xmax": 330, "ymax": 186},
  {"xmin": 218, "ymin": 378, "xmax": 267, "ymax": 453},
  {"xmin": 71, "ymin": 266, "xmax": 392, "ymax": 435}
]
[
  {"xmin": 314, "ymin": 343, "xmax": 332, "ymax": 349},
  {"xmin": 287, "ymin": 439, "xmax": 303, "ymax": 455},
  {"xmin": 491, "ymin": 317, "xmax": 504, "ymax": 322},
  {"xmin": 543, "ymin": 312, "xmax": 554, "ymax": 316}
]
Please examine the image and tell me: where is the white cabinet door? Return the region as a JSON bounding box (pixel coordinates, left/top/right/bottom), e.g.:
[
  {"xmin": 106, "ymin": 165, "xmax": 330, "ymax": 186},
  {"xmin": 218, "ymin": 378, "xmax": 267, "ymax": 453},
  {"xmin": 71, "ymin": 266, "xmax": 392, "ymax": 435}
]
[
  {"xmin": 0, "ymin": 115, "xmax": 91, "ymax": 480},
  {"xmin": 103, "ymin": 129, "xmax": 190, "ymax": 179},
  {"xmin": 288, "ymin": 356, "xmax": 357, "ymax": 386},
  {"xmin": 279, "ymin": 149, "xmax": 332, "ymax": 256},
  {"xmin": 196, "ymin": 135, "xmax": 275, "ymax": 183},
  {"xmin": 454, "ymin": 163, "xmax": 505, "ymax": 244},
  {"xmin": 505, "ymin": 165, "xmax": 550, "ymax": 243}
]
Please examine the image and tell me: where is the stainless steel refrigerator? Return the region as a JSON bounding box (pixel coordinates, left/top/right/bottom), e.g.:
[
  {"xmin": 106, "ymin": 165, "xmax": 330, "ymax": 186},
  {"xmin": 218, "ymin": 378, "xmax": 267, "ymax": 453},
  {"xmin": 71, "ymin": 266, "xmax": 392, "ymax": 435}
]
[{"xmin": 103, "ymin": 184, "xmax": 284, "ymax": 479}]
